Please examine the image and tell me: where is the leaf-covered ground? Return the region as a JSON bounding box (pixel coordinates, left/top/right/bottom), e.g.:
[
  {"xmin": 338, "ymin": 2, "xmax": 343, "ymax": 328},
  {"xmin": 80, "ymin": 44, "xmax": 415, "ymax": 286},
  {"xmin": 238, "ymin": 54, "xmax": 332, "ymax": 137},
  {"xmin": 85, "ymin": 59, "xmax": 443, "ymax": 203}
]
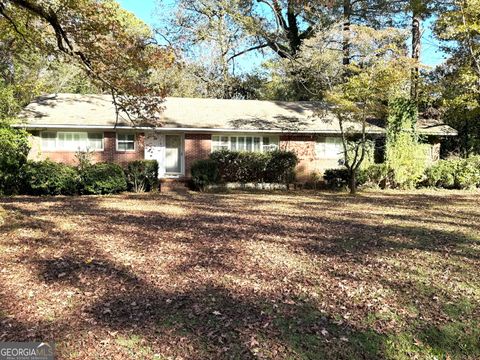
[{"xmin": 0, "ymin": 190, "xmax": 479, "ymax": 359}]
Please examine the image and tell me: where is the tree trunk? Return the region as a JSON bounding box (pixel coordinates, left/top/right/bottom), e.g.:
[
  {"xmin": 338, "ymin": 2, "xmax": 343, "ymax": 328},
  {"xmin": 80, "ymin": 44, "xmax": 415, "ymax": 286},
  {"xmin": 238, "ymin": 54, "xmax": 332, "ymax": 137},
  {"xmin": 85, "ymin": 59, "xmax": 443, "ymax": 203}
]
[
  {"xmin": 464, "ymin": 118, "xmax": 470, "ymax": 157},
  {"xmin": 411, "ymin": 11, "xmax": 421, "ymax": 101},
  {"xmin": 342, "ymin": 0, "xmax": 351, "ymax": 68},
  {"xmin": 348, "ymin": 170, "xmax": 356, "ymax": 195}
]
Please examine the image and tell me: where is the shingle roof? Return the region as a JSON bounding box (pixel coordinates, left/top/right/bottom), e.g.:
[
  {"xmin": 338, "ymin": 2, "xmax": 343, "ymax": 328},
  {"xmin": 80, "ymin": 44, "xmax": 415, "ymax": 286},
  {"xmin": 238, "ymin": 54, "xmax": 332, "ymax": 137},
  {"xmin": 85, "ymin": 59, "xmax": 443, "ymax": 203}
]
[{"xmin": 17, "ymin": 93, "xmax": 457, "ymax": 136}]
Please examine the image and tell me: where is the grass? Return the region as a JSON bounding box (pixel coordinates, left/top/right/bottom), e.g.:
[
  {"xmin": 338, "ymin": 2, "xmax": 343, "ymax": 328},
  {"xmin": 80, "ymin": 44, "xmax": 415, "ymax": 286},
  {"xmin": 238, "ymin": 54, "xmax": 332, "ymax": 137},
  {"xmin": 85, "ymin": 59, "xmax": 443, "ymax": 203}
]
[{"xmin": 0, "ymin": 189, "xmax": 479, "ymax": 359}]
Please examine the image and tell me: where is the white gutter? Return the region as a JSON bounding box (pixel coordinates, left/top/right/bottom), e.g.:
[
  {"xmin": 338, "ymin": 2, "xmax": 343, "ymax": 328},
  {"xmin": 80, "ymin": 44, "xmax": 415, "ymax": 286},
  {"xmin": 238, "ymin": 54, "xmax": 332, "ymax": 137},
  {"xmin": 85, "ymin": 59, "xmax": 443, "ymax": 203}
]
[{"xmin": 12, "ymin": 123, "xmax": 387, "ymax": 134}]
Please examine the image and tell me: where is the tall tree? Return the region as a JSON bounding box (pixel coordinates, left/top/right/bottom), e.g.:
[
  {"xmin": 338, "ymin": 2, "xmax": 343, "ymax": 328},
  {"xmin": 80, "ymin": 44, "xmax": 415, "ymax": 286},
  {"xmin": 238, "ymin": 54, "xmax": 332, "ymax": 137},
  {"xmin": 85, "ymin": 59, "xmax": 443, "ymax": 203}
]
[
  {"xmin": 156, "ymin": 0, "xmax": 254, "ymax": 98},
  {"xmin": 231, "ymin": 0, "xmax": 328, "ymax": 59},
  {"xmin": 0, "ymin": 0, "xmax": 174, "ymax": 124},
  {"xmin": 301, "ymin": 25, "xmax": 412, "ymax": 193},
  {"xmin": 434, "ymin": 0, "xmax": 480, "ymax": 156}
]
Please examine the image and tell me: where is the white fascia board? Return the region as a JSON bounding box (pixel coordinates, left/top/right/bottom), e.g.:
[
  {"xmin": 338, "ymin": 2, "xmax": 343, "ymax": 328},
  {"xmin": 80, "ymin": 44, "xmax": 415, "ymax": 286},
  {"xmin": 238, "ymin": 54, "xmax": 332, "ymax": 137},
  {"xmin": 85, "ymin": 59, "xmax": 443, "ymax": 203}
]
[{"xmin": 12, "ymin": 123, "xmax": 386, "ymax": 134}]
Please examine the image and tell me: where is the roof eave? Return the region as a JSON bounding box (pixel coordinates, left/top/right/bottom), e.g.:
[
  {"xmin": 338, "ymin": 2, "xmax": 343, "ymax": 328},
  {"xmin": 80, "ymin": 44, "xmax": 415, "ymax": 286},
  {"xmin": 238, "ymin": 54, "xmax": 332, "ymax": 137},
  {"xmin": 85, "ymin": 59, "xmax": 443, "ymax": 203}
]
[{"xmin": 12, "ymin": 123, "xmax": 386, "ymax": 134}]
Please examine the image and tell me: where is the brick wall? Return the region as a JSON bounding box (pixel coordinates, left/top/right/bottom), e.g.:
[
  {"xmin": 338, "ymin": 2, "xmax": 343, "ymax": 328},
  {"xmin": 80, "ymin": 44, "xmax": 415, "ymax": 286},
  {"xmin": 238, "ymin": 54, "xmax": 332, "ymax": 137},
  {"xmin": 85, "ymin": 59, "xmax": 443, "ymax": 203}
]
[
  {"xmin": 184, "ymin": 133, "xmax": 212, "ymax": 177},
  {"xmin": 181, "ymin": 133, "xmax": 343, "ymax": 181},
  {"xmin": 29, "ymin": 131, "xmax": 145, "ymax": 165},
  {"xmin": 29, "ymin": 130, "xmax": 344, "ymax": 181},
  {"xmin": 280, "ymin": 134, "xmax": 342, "ymax": 181}
]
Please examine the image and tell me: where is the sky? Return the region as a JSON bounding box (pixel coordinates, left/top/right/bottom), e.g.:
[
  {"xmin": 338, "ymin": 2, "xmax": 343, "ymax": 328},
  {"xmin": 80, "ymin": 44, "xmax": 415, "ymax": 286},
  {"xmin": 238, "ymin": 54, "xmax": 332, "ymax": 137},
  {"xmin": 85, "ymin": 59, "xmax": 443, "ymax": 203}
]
[{"xmin": 117, "ymin": 0, "xmax": 448, "ymax": 69}]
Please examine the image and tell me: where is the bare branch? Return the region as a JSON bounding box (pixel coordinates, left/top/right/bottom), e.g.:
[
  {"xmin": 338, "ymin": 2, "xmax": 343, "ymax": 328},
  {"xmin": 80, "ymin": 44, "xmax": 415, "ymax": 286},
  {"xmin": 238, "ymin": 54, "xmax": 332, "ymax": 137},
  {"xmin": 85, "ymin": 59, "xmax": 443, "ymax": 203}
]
[{"xmin": 227, "ymin": 43, "xmax": 269, "ymax": 62}]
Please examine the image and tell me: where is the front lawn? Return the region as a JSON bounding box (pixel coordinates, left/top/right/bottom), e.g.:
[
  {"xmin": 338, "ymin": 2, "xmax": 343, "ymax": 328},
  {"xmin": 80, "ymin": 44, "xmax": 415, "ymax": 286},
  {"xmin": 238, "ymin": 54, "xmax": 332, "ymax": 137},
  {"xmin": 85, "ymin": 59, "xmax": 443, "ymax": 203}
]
[{"xmin": 0, "ymin": 190, "xmax": 479, "ymax": 359}]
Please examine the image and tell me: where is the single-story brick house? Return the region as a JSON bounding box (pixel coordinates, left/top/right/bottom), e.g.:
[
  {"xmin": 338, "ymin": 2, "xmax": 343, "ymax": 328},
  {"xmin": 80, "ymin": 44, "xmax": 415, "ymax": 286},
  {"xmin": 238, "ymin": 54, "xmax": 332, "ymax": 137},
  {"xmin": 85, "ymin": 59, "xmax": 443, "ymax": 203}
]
[{"xmin": 15, "ymin": 93, "xmax": 457, "ymax": 181}]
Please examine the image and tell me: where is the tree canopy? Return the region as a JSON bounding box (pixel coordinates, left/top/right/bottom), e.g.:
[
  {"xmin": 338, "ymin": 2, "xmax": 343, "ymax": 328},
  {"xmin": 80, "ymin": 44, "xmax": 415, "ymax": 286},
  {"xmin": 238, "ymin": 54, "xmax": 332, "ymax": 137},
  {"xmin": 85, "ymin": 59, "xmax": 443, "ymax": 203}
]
[{"xmin": 0, "ymin": 0, "xmax": 174, "ymax": 123}]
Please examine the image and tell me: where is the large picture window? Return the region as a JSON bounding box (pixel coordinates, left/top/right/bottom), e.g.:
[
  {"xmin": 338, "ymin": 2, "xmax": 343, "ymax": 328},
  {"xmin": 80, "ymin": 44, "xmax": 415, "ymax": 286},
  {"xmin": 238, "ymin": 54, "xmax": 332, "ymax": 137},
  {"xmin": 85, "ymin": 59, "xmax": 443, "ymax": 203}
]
[
  {"xmin": 41, "ymin": 131, "xmax": 104, "ymax": 151},
  {"xmin": 212, "ymin": 135, "xmax": 279, "ymax": 153},
  {"xmin": 315, "ymin": 137, "xmax": 344, "ymax": 158},
  {"xmin": 116, "ymin": 133, "xmax": 135, "ymax": 151}
]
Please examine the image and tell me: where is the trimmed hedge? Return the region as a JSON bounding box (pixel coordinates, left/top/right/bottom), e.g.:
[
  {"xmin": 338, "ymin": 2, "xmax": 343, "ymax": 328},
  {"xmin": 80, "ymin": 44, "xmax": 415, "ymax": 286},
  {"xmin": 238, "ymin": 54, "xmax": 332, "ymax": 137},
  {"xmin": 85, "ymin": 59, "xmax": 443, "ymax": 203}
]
[
  {"xmin": 264, "ymin": 150, "xmax": 298, "ymax": 183},
  {"xmin": 125, "ymin": 160, "xmax": 159, "ymax": 192},
  {"xmin": 191, "ymin": 159, "xmax": 219, "ymax": 191},
  {"xmin": 80, "ymin": 163, "xmax": 127, "ymax": 195},
  {"xmin": 208, "ymin": 150, "xmax": 298, "ymax": 185},
  {"xmin": 20, "ymin": 160, "xmax": 79, "ymax": 195}
]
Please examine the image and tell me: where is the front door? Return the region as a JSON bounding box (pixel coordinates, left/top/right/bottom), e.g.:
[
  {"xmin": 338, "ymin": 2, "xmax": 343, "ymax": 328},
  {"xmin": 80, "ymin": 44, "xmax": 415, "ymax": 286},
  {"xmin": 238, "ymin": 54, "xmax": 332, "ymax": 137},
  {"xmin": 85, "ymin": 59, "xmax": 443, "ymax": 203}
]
[{"xmin": 165, "ymin": 135, "xmax": 183, "ymax": 174}]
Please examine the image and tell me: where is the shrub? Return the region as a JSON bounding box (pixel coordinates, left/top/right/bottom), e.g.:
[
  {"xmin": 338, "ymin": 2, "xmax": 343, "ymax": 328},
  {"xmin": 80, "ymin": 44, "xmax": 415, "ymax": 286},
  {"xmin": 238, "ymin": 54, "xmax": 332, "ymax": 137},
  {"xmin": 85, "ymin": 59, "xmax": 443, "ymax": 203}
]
[
  {"xmin": 0, "ymin": 127, "xmax": 30, "ymax": 195},
  {"xmin": 191, "ymin": 159, "xmax": 219, "ymax": 191},
  {"xmin": 20, "ymin": 160, "xmax": 79, "ymax": 195},
  {"xmin": 323, "ymin": 168, "xmax": 372, "ymax": 190},
  {"xmin": 265, "ymin": 150, "xmax": 298, "ymax": 183},
  {"xmin": 424, "ymin": 156, "xmax": 480, "ymax": 189},
  {"xmin": 385, "ymin": 97, "xmax": 429, "ymax": 188},
  {"xmin": 209, "ymin": 150, "xmax": 243, "ymax": 182},
  {"xmin": 359, "ymin": 163, "xmax": 392, "ymax": 188},
  {"xmin": 80, "ymin": 163, "xmax": 127, "ymax": 194},
  {"xmin": 425, "ymin": 159, "xmax": 457, "ymax": 188},
  {"xmin": 209, "ymin": 150, "xmax": 297, "ymax": 184},
  {"xmin": 75, "ymin": 150, "xmax": 94, "ymax": 173},
  {"xmin": 323, "ymin": 169, "xmax": 350, "ymax": 190},
  {"xmin": 125, "ymin": 160, "xmax": 159, "ymax": 192},
  {"xmin": 387, "ymin": 139, "xmax": 430, "ymax": 188},
  {"xmin": 455, "ymin": 156, "xmax": 480, "ymax": 189}
]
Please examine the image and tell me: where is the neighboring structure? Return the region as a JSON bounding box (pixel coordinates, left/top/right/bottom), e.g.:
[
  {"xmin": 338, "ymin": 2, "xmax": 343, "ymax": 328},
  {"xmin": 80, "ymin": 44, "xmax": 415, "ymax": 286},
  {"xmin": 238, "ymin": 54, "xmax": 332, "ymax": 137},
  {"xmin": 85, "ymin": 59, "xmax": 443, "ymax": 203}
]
[{"xmin": 16, "ymin": 94, "xmax": 457, "ymax": 181}]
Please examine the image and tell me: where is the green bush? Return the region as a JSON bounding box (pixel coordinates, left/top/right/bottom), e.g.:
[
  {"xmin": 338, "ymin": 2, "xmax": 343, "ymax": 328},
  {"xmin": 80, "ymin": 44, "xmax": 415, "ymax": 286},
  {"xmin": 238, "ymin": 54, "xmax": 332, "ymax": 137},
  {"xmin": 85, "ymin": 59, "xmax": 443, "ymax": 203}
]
[
  {"xmin": 385, "ymin": 97, "xmax": 429, "ymax": 188},
  {"xmin": 209, "ymin": 150, "xmax": 298, "ymax": 184},
  {"xmin": 359, "ymin": 163, "xmax": 392, "ymax": 188},
  {"xmin": 456, "ymin": 156, "xmax": 480, "ymax": 189},
  {"xmin": 424, "ymin": 156, "xmax": 480, "ymax": 189},
  {"xmin": 323, "ymin": 168, "xmax": 373, "ymax": 190},
  {"xmin": 265, "ymin": 150, "xmax": 298, "ymax": 183},
  {"xmin": 323, "ymin": 169, "xmax": 350, "ymax": 190},
  {"xmin": 20, "ymin": 160, "xmax": 79, "ymax": 195},
  {"xmin": 0, "ymin": 127, "xmax": 30, "ymax": 195},
  {"xmin": 80, "ymin": 163, "xmax": 127, "ymax": 195},
  {"xmin": 125, "ymin": 160, "xmax": 158, "ymax": 192},
  {"xmin": 425, "ymin": 160, "xmax": 457, "ymax": 188},
  {"xmin": 191, "ymin": 159, "xmax": 219, "ymax": 191},
  {"xmin": 387, "ymin": 139, "xmax": 430, "ymax": 188}
]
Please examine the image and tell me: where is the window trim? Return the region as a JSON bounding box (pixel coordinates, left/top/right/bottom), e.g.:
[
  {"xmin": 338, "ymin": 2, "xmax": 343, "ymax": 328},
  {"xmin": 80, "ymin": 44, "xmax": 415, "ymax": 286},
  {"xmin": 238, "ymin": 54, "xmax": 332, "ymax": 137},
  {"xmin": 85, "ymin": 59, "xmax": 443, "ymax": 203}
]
[
  {"xmin": 40, "ymin": 131, "xmax": 104, "ymax": 152},
  {"xmin": 116, "ymin": 132, "xmax": 136, "ymax": 152},
  {"xmin": 211, "ymin": 134, "xmax": 279, "ymax": 153}
]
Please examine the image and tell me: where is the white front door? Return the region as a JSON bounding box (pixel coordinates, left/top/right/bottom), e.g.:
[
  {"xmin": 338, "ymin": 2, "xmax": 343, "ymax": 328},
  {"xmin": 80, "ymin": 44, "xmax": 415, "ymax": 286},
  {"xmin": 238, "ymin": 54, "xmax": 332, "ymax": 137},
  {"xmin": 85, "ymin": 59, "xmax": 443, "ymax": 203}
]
[
  {"xmin": 165, "ymin": 134, "xmax": 183, "ymax": 175},
  {"xmin": 144, "ymin": 132, "xmax": 165, "ymax": 178}
]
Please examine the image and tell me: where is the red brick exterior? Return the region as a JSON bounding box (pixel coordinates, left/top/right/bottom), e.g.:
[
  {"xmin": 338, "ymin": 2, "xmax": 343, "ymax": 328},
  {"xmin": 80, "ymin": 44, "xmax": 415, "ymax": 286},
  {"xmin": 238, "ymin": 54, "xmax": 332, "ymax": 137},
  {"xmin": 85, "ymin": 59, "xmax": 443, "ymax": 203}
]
[
  {"xmin": 32, "ymin": 131, "xmax": 145, "ymax": 165},
  {"xmin": 280, "ymin": 134, "xmax": 317, "ymax": 180},
  {"xmin": 30, "ymin": 131, "xmax": 345, "ymax": 181},
  {"xmin": 184, "ymin": 133, "xmax": 212, "ymax": 177},
  {"xmin": 280, "ymin": 134, "xmax": 343, "ymax": 181},
  {"xmin": 182, "ymin": 133, "xmax": 332, "ymax": 180}
]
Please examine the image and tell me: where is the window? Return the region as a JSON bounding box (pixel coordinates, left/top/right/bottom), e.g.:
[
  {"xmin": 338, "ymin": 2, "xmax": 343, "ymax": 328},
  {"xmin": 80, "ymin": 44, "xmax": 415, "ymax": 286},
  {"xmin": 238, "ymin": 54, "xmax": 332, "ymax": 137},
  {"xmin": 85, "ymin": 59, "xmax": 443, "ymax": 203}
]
[
  {"xmin": 41, "ymin": 131, "xmax": 104, "ymax": 151},
  {"xmin": 262, "ymin": 136, "xmax": 279, "ymax": 152},
  {"xmin": 117, "ymin": 133, "xmax": 135, "ymax": 151},
  {"xmin": 41, "ymin": 132, "xmax": 56, "ymax": 151},
  {"xmin": 212, "ymin": 136, "xmax": 229, "ymax": 151},
  {"xmin": 316, "ymin": 137, "xmax": 344, "ymax": 158},
  {"xmin": 212, "ymin": 135, "xmax": 279, "ymax": 153}
]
